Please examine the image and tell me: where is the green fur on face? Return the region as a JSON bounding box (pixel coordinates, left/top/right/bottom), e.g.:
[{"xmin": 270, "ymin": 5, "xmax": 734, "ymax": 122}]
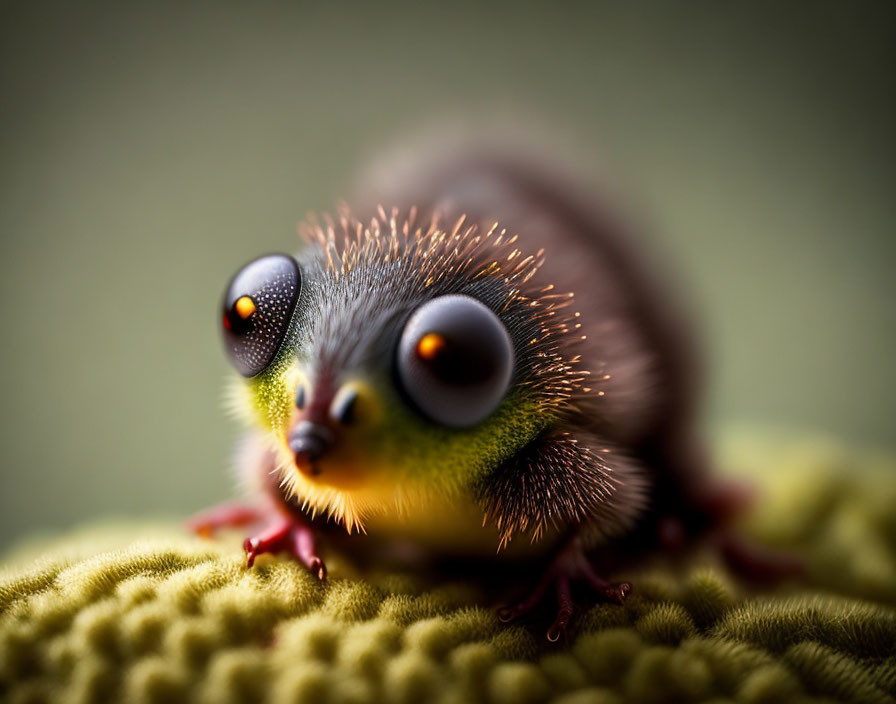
[{"xmin": 239, "ymin": 357, "xmax": 553, "ymax": 493}]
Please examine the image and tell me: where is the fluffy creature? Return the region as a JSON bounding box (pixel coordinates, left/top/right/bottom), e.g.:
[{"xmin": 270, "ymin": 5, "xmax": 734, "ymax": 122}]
[{"xmin": 189, "ymin": 141, "xmax": 799, "ymax": 640}]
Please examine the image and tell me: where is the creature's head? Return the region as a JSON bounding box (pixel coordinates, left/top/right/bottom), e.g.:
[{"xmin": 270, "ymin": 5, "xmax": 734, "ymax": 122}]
[{"xmin": 221, "ymin": 208, "xmax": 586, "ymax": 532}]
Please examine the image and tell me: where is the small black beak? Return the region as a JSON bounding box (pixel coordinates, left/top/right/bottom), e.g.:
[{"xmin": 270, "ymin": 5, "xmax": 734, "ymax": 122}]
[{"xmin": 289, "ymin": 421, "xmax": 334, "ymax": 475}]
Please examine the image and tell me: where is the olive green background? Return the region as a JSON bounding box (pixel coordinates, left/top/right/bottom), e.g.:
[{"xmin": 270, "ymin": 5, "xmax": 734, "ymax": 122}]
[{"xmin": 1, "ymin": 2, "xmax": 893, "ymax": 551}]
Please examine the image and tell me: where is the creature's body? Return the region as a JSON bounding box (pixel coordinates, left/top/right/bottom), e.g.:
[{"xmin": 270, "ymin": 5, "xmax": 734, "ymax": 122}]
[{"xmin": 191, "ymin": 141, "xmax": 800, "ymax": 639}]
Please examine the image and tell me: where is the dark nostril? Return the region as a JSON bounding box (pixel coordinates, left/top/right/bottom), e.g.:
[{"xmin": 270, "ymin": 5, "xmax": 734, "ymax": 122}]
[
  {"xmin": 295, "ymin": 385, "xmax": 306, "ymax": 409},
  {"xmin": 330, "ymin": 388, "xmax": 359, "ymax": 426}
]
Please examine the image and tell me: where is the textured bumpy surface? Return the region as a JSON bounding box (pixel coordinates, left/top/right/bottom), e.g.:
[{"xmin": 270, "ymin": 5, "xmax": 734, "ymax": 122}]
[{"xmin": 2, "ymin": 434, "xmax": 895, "ymax": 704}]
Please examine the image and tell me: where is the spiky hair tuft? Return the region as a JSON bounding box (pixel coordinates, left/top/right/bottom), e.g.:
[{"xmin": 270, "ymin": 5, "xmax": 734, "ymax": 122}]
[
  {"xmin": 298, "ymin": 205, "xmax": 592, "ymax": 415},
  {"xmin": 477, "ymin": 431, "xmax": 649, "ymax": 549}
]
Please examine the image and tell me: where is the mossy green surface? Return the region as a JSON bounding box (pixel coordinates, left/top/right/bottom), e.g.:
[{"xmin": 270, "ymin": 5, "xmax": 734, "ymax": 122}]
[{"xmin": 1, "ymin": 435, "xmax": 895, "ymax": 704}]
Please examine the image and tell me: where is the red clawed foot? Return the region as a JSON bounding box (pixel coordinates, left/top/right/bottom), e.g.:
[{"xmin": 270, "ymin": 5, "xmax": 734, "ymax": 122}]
[
  {"xmin": 185, "ymin": 502, "xmax": 263, "ymax": 538},
  {"xmin": 498, "ymin": 538, "xmax": 630, "ymax": 642},
  {"xmin": 676, "ymin": 479, "xmax": 804, "ymax": 582},
  {"xmin": 243, "ymin": 517, "xmax": 327, "ymax": 580},
  {"xmin": 714, "ymin": 531, "xmax": 804, "ymax": 582}
]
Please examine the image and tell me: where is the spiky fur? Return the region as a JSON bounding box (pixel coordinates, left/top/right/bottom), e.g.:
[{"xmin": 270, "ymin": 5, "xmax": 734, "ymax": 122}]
[
  {"xmin": 235, "ymin": 205, "xmax": 649, "ymax": 547},
  {"xmin": 298, "ymin": 205, "xmax": 587, "ymax": 414},
  {"xmin": 477, "ymin": 431, "xmax": 648, "ymax": 550}
]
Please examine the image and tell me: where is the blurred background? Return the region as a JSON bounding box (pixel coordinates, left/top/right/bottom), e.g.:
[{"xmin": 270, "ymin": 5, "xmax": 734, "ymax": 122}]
[{"xmin": 1, "ymin": 2, "xmax": 893, "ymax": 551}]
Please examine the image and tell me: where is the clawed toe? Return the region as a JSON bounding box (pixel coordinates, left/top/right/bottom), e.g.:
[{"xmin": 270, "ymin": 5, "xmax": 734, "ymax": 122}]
[
  {"xmin": 242, "ymin": 523, "xmax": 291, "ymax": 568},
  {"xmin": 497, "ymin": 541, "xmax": 630, "ymax": 640},
  {"xmin": 308, "ymin": 556, "xmax": 327, "ymax": 581},
  {"xmin": 243, "ymin": 537, "xmax": 260, "ymax": 568},
  {"xmin": 497, "ymin": 606, "xmax": 526, "ymax": 623},
  {"xmin": 546, "ymin": 606, "xmax": 574, "ymax": 642},
  {"xmin": 241, "ymin": 518, "xmax": 327, "ymax": 579},
  {"xmin": 602, "ymin": 581, "xmax": 631, "ymax": 605}
]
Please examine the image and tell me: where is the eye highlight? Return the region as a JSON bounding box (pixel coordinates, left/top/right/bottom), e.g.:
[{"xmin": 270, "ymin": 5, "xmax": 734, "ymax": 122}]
[
  {"xmin": 221, "ymin": 253, "xmax": 301, "ymax": 377},
  {"xmin": 234, "ymin": 295, "xmax": 256, "ymax": 319},
  {"xmin": 397, "ymin": 294, "xmax": 515, "ymax": 428},
  {"xmin": 415, "ymin": 333, "xmax": 447, "ymax": 361}
]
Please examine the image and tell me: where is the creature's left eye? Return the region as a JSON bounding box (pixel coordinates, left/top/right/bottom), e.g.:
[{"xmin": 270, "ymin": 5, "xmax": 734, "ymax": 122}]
[{"xmin": 221, "ymin": 253, "xmax": 301, "ymax": 377}]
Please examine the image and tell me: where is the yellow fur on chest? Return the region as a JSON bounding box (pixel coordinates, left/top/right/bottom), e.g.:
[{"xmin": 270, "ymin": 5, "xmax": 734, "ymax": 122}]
[{"xmin": 363, "ymin": 490, "xmax": 557, "ymax": 560}]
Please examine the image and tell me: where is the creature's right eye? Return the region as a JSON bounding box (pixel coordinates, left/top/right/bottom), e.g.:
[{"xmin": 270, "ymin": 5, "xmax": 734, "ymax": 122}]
[
  {"xmin": 221, "ymin": 253, "xmax": 301, "ymax": 377},
  {"xmin": 396, "ymin": 294, "xmax": 515, "ymax": 428}
]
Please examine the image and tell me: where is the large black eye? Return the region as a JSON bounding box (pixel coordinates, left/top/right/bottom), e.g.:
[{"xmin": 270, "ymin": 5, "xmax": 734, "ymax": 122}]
[
  {"xmin": 221, "ymin": 253, "xmax": 301, "ymax": 377},
  {"xmin": 397, "ymin": 294, "xmax": 514, "ymax": 427}
]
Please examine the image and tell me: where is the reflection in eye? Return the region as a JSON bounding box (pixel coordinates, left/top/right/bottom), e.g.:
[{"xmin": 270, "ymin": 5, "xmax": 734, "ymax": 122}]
[
  {"xmin": 234, "ymin": 295, "xmax": 256, "ymax": 319},
  {"xmin": 415, "ymin": 332, "xmax": 447, "ymax": 361}
]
